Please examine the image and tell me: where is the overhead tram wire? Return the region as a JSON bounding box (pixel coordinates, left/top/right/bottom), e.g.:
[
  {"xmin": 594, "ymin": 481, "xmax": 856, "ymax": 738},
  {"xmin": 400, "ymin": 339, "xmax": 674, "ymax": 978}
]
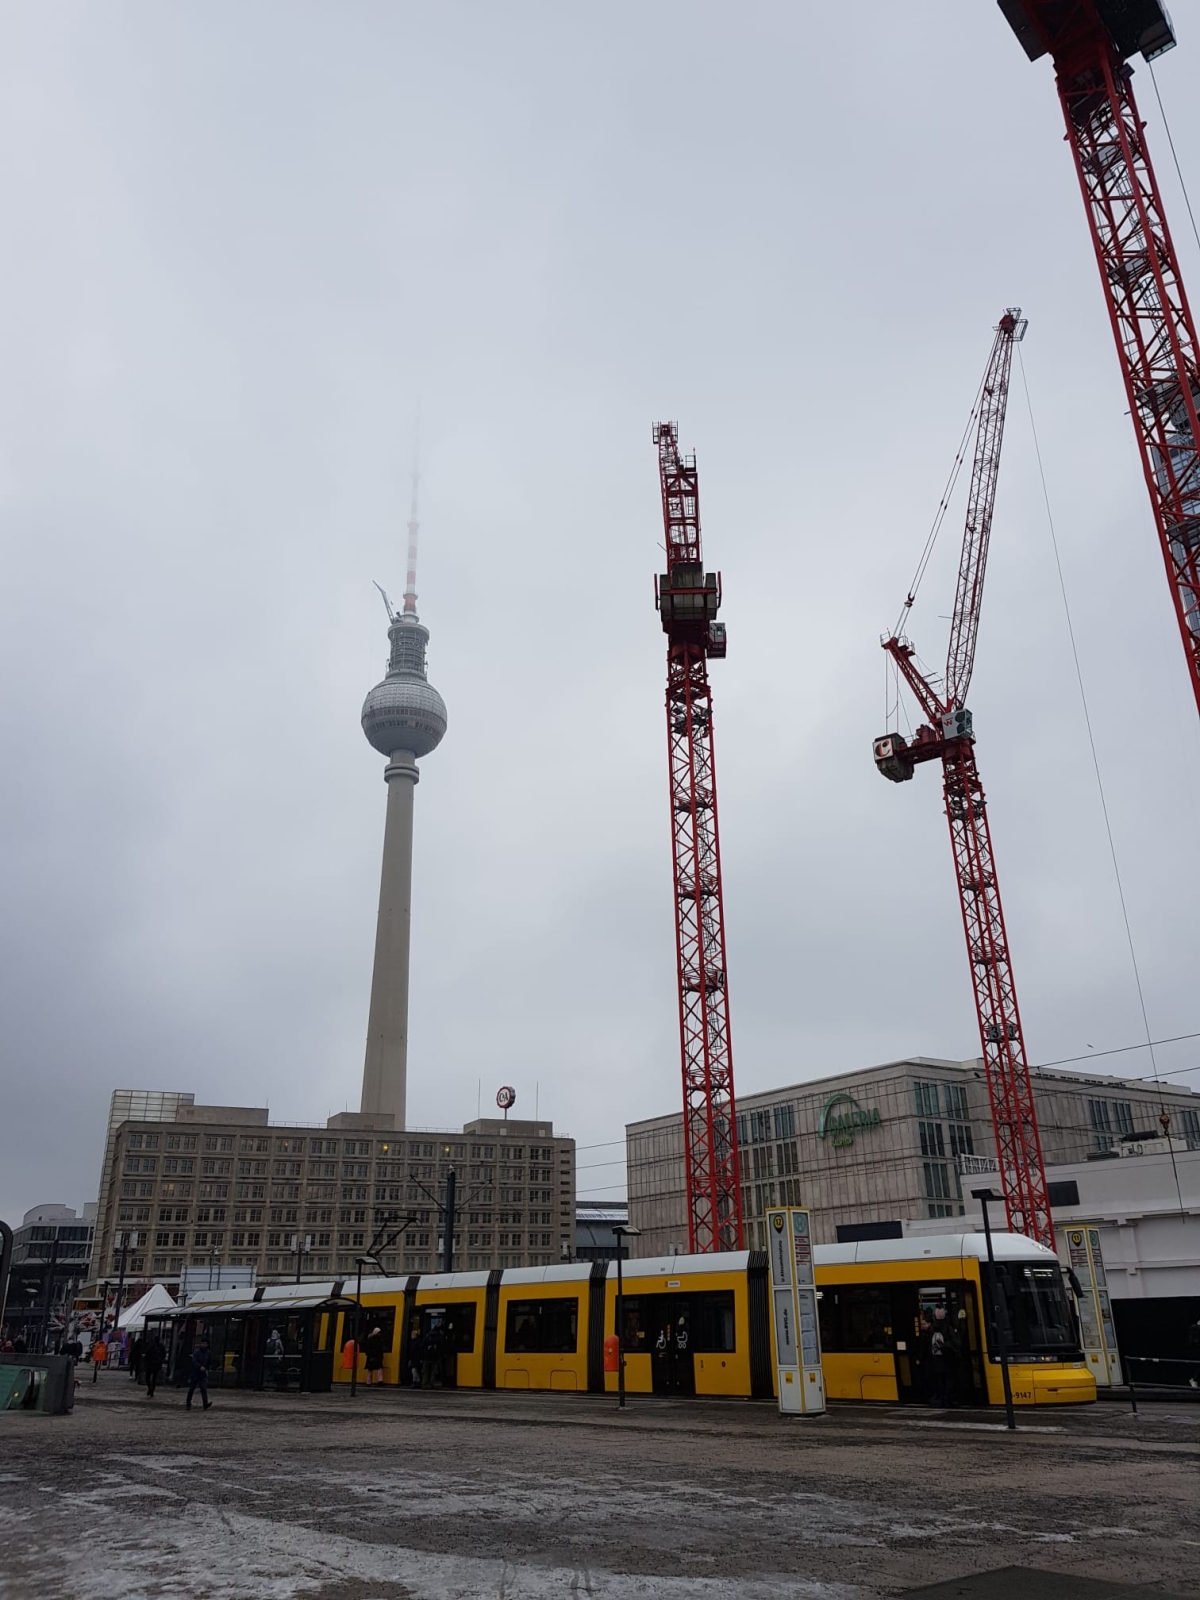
[{"xmin": 1017, "ymin": 348, "xmax": 1186, "ymax": 1219}]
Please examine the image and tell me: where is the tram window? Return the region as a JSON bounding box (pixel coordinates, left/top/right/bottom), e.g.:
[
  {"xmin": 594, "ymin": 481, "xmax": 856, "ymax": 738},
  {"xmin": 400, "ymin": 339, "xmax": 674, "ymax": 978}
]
[
  {"xmin": 618, "ymin": 1299, "xmax": 646, "ymax": 1353},
  {"xmin": 505, "ymin": 1297, "xmax": 578, "ymax": 1354},
  {"xmin": 688, "ymin": 1292, "xmax": 735, "ymax": 1352},
  {"xmin": 618, "ymin": 1293, "xmax": 734, "ymax": 1353},
  {"xmin": 422, "ymin": 1303, "xmax": 476, "ymax": 1352},
  {"xmin": 984, "ymin": 1264, "xmax": 1076, "ymax": 1355},
  {"xmin": 818, "ymin": 1285, "xmax": 892, "ymax": 1352}
]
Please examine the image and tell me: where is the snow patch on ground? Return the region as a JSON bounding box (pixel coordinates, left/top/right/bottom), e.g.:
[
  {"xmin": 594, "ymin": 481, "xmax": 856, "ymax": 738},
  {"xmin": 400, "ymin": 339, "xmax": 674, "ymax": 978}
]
[{"xmin": 0, "ymin": 1499, "xmax": 863, "ymax": 1600}]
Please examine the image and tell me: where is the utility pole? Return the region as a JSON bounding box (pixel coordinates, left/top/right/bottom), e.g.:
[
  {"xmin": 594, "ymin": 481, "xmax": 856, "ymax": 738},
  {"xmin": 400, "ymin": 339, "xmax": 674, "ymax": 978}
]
[
  {"xmin": 291, "ymin": 1233, "xmax": 312, "ymax": 1285},
  {"xmin": 442, "ymin": 1169, "xmax": 457, "ymax": 1274}
]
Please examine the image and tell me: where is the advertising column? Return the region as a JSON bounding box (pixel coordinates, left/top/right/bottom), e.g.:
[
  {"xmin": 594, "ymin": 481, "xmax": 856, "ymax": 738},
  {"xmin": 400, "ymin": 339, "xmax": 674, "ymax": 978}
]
[{"xmin": 767, "ymin": 1208, "xmax": 826, "ymax": 1416}]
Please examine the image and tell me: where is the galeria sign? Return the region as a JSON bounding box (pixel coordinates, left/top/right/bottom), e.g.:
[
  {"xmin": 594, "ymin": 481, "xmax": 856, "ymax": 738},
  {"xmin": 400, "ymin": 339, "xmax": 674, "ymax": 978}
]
[{"xmin": 816, "ymin": 1092, "xmax": 882, "ymax": 1148}]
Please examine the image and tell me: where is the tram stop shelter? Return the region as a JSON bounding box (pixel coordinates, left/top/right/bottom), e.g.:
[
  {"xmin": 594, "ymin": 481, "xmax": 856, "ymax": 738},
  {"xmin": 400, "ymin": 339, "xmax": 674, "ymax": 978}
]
[{"xmin": 146, "ymin": 1291, "xmax": 356, "ymax": 1394}]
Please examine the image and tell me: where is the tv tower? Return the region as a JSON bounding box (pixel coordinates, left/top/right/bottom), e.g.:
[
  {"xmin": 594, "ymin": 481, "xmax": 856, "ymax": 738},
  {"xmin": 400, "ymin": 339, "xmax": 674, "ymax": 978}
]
[{"xmin": 359, "ymin": 447, "xmax": 447, "ymax": 1125}]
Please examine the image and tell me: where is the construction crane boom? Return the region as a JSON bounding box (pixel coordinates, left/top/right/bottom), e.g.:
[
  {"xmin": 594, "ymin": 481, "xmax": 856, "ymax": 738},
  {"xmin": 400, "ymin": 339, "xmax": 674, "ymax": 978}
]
[
  {"xmin": 653, "ymin": 422, "xmax": 743, "ymax": 1254},
  {"xmin": 874, "ymin": 311, "xmax": 1053, "ymax": 1248},
  {"xmin": 1001, "ymin": 0, "xmax": 1200, "ymax": 715}
]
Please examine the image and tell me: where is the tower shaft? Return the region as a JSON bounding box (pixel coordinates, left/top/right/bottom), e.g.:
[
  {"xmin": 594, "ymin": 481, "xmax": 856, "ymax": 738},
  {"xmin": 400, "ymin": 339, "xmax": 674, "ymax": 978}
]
[{"xmin": 360, "ymin": 753, "xmax": 419, "ymax": 1124}]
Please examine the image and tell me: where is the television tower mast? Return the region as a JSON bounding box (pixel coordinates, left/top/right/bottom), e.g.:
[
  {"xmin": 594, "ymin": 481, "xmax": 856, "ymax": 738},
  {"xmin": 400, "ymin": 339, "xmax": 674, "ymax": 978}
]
[{"xmin": 359, "ymin": 441, "xmax": 447, "ymax": 1126}]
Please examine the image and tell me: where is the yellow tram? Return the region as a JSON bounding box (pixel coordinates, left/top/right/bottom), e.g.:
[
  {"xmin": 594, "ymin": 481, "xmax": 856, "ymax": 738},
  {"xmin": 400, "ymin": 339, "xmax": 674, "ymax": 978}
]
[{"xmin": 165, "ymin": 1231, "xmax": 1095, "ymax": 1407}]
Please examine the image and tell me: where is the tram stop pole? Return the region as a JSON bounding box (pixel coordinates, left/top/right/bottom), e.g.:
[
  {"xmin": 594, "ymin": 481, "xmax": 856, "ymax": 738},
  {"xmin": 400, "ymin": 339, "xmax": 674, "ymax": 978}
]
[{"xmin": 611, "ymin": 1224, "xmax": 640, "ymax": 1410}]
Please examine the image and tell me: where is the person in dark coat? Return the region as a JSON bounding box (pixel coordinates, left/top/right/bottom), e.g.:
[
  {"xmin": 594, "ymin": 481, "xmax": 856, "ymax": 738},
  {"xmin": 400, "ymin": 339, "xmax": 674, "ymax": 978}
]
[
  {"xmin": 363, "ymin": 1325, "xmax": 386, "ymax": 1386},
  {"xmin": 186, "ymin": 1337, "xmax": 213, "ymax": 1410},
  {"xmin": 129, "ymin": 1333, "xmax": 144, "ymax": 1382},
  {"xmin": 143, "ymin": 1333, "xmax": 165, "ymax": 1399}
]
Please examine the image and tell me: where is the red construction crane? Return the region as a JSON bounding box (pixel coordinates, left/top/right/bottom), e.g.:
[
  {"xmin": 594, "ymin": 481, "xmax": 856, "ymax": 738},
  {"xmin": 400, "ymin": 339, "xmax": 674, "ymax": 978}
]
[
  {"xmin": 1000, "ymin": 1, "xmax": 1200, "ymax": 715},
  {"xmin": 873, "ymin": 311, "xmax": 1054, "ymax": 1248},
  {"xmin": 653, "ymin": 422, "xmax": 743, "ymax": 1254}
]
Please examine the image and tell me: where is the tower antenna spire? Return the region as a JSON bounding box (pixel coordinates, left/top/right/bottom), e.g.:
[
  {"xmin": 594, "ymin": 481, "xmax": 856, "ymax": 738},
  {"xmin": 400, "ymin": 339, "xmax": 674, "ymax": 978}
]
[{"xmin": 403, "ymin": 408, "xmax": 420, "ymax": 617}]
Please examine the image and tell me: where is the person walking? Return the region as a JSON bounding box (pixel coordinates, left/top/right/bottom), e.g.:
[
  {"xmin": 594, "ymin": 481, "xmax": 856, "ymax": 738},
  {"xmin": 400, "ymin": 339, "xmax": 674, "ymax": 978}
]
[
  {"xmin": 363, "ymin": 1325, "xmax": 385, "ymax": 1387},
  {"xmin": 143, "ymin": 1333, "xmax": 165, "ymax": 1399},
  {"xmin": 186, "ymin": 1337, "xmax": 213, "ymax": 1410}
]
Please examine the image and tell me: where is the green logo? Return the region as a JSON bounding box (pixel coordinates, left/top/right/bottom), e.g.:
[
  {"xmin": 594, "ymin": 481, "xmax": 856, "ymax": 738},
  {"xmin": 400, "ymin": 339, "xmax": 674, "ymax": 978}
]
[{"xmin": 817, "ymin": 1093, "xmax": 882, "ymax": 1149}]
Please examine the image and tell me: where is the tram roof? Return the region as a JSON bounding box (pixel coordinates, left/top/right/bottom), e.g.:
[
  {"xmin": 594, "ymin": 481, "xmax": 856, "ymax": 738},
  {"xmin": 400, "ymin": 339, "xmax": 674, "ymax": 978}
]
[{"xmin": 815, "ymin": 1232, "xmax": 1059, "ymax": 1267}]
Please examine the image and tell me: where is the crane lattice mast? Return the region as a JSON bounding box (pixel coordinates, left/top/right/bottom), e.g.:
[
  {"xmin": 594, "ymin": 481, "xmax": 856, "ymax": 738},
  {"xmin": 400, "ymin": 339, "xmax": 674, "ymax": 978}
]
[
  {"xmin": 1001, "ymin": 0, "xmax": 1200, "ymax": 715},
  {"xmin": 653, "ymin": 423, "xmax": 743, "ymax": 1254},
  {"xmin": 874, "ymin": 311, "xmax": 1054, "ymax": 1248}
]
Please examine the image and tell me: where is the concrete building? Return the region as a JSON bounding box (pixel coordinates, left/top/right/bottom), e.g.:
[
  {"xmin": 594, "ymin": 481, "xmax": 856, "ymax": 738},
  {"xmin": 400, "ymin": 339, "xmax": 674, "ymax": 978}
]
[
  {"xmin": 4, "ymin": 1204, "xmax": 96, "ymax": 1348},
  {"xmin": 574, "ymin": 1199, "xmax": 629, "ymax": 1262},
  {"xmin": 89, "ymin": 1090, "xmax": 196, "ymax": 1300},
  {"xmin": 358, "ymin": 473, "xmax": 447, "ymax": 1127},
  {"xmin": 90, "ymin": 1097, "xmax": 575, "ymax": 1286},
  {"xmin": 627, "ymin": 1055, "xmax": 1200, "ymax": 1255}
]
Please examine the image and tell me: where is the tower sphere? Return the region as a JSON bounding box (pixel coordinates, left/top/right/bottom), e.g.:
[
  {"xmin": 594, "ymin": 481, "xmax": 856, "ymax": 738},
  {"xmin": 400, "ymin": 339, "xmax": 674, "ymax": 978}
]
[
  {"xmin": 361, "ymin": 613, "xmax": 447, "ymax": 759},
  {"xmin": 361, "ymin": 675, "xmax": 447, "ymax": 759}
]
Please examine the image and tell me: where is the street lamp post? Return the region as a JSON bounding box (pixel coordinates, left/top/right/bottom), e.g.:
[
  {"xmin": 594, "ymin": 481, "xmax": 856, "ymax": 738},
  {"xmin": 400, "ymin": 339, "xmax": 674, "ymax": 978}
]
[
  {"xmin": 611, "ymin": 1224, "xmax": 641, "ymax": 1411},
  {"xmin": 971, "ymin": 1188, "xmax": 1016, "ymax": 1432}
]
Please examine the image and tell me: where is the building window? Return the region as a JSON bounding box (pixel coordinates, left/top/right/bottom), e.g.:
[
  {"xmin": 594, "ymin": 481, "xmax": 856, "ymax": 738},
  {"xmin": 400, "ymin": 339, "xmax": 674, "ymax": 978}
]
[
  {"xmin": 918, "ymin": 1122, "xmax": 945, "ymax": 1158},
  {"xmin": 1179, "ymin": 1108, "xmax": 1200, "ymax": 1147},
  {"xmin": 948, "ymin": 1123, "xmax": 974, "ymax": 1158},
  {"xmin": 751, "ymin": 1145, "xmax": 774, "ymax": 1180},
  {"xmin": 777, "ymin": 1141, "xmax": 799, "ymax": 1176},
  {"xmin": 924, "ymin": 1161, "xmax": 951, "ymax": 1200},
  {"xmin": 914, "ymin": 1082, "xmax": 940, "ymax": 1118},
  {"xmin": 943, "ymin": 1084, "xmax": 969, "ymax": 1120},
  {"xmin": 772, "ymin": 1103, "xmax": 797, "ymax": 1140},
  {"xmin": 927, "ymin": 1202, "xmax": 959, "ymax": 1219},
  {"xmin": 1088, "ymin": 1098, "xmax": 1113, "ymax": 1152},
  {"xmin": 1112, "ymin": 1101, "xmax": 1134, "ymax": 1138}
]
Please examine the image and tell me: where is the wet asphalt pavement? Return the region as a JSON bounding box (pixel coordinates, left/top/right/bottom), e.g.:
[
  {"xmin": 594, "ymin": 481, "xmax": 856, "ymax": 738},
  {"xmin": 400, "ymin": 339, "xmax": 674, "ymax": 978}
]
[{"xmin": 0, "ymin": 1377, "xmax": 1197, "ymax": 1599}]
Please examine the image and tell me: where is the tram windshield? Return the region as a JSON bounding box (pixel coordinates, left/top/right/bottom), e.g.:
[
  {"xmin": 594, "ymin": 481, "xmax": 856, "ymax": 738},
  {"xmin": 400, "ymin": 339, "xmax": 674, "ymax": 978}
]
[{"xmin": 984, "ymin": 1262, "xmax": 1079, "ymax": 1356}]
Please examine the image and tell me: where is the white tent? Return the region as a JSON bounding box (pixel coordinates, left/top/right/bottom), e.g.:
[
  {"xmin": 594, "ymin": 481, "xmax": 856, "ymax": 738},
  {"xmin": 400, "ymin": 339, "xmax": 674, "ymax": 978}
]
[{"xmin": 118, "ymin": 1283, "xmax": 177, "ymax": 1331}]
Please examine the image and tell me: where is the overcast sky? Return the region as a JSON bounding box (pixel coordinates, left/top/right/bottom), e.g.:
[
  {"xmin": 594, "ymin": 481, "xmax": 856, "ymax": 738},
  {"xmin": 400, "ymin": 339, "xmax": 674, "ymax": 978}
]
[{"xmin": 3, "ymin": 2, "xmax": 1199, "ymax": 1225}]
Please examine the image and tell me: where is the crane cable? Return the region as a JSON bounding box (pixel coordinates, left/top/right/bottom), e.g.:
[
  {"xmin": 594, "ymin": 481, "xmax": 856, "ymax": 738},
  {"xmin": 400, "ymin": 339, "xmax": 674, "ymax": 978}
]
[
  {"xmin": 892, "ymin": 361, "xmax": 990, "ymax": 639},
  {"xmin": 1148, "ymin": 61, "xmax": 1200, "ymax": 259},
  {"xmin": 1017, "ymin": 346, "xmax": 1186, "ymax": 1221}
]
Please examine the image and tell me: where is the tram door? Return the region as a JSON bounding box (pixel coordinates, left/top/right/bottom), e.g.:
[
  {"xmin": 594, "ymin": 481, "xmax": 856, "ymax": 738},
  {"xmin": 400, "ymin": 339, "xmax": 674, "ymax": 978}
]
[
  {"xmin": 888, "ymin": 1282, "xmax": 985, "ymax": 1405},
  {"xmin": 648, "ymin": 1296, "xmax": 695, "ymax": 1396}
]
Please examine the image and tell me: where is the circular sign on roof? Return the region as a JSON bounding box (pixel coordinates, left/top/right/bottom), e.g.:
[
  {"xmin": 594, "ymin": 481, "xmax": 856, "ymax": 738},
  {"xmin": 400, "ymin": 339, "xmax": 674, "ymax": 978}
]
[{"xmin": 496, "ymin": 1086, "xmax": 517, "ymax": 1110}]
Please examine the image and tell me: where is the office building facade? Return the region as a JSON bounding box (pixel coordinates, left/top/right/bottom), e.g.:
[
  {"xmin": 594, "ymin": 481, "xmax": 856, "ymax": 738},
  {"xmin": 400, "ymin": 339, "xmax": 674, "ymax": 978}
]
[
  {"xmin": 91, "ymin": 1098, "xmax": 575, "ymax": 1286},
  {"xmin": 627, "ymin": 1055, "xmax": 1200, "ymax": 1254}
]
